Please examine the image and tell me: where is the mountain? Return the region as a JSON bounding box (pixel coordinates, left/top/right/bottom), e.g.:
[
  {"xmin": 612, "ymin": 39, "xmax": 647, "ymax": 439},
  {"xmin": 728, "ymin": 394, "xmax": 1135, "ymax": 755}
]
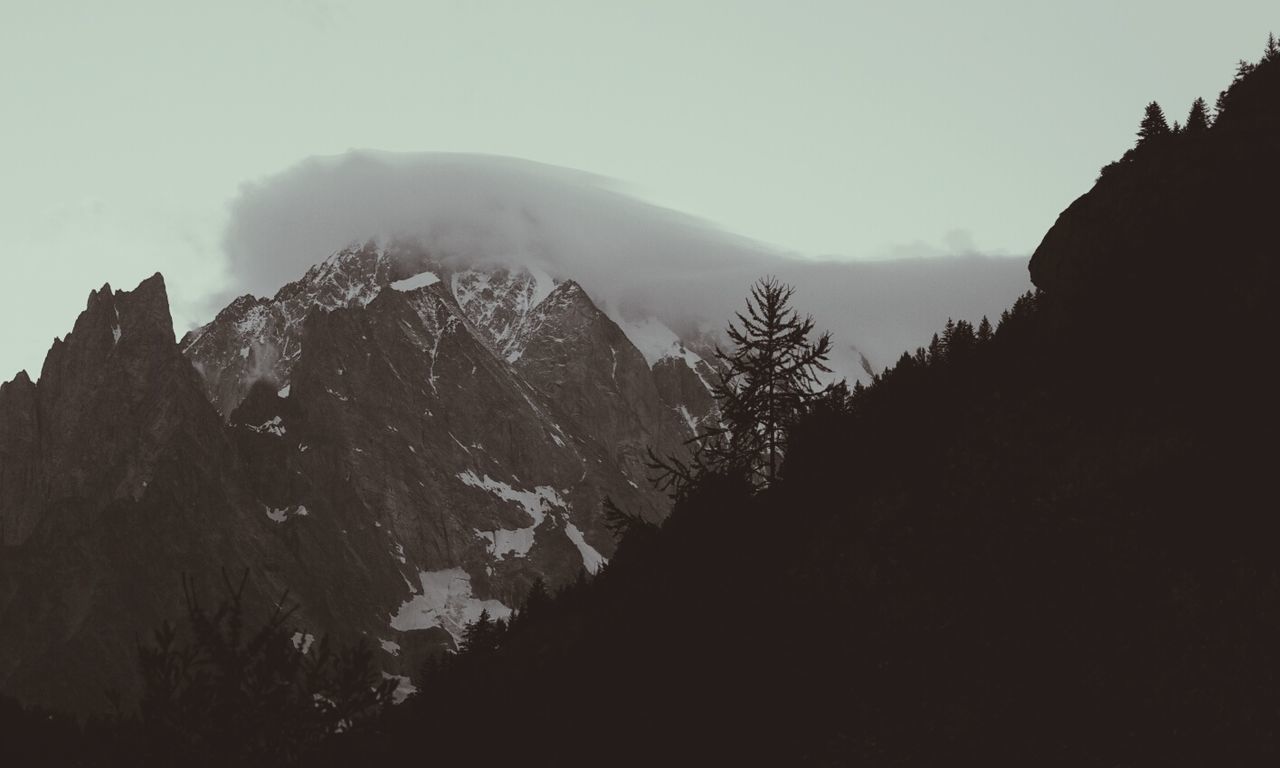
[
  {"xmin": 0, "ymin": 243, "xmax": 721, "ymax": 713},
  {"xmin": 291, "ymin": 45, "xmax": 1280, "ymax": 767},
  {"xmin": 194, "ymin": 240, "xmax": 702, "ymax": 601},
  {"xmin": 11, "ymin": 43, "xmax": 1276, "ymax": 766}
]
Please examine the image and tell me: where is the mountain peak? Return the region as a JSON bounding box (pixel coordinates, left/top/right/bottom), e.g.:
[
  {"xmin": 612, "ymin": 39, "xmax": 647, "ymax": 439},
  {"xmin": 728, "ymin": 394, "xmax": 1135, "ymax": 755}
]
[
  {"xmin": 185, "ymin": 242, "xmax": 577, "ymax": 416},
  {"xmin": 134, "ymin": 271, "xmax": 168, "ymax": 298},
  {"xmin": 3, "ymin": 271, "xmax": 214, "ymax": 549},
  {"xmin": 3, "ymin": 369, "xmax": 33, "ymax": 389}
]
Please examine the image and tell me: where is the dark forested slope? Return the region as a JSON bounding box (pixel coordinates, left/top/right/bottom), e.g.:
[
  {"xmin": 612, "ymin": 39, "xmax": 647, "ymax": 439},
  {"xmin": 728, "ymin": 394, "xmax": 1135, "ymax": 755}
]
[{"xmin": 329, "ymin": 42, "xmax": 1280, "ymax": 767}]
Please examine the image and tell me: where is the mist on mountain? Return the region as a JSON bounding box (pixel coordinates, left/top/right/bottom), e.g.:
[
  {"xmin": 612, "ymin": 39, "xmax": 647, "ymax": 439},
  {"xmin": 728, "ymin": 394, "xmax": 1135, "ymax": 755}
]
[{"xmin": 220, "ymin": 151, "xmax": 1029, "ymax": 374}]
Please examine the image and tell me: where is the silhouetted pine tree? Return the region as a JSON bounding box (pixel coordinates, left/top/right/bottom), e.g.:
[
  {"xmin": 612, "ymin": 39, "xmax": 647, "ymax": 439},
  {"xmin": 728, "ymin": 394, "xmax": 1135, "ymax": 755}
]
[
  {"xmin": 977, "ymin": 316, "xmax": 994, "ymax": 343},
  {"xmin": 1185, "ymin": 97, "xmax": 1211, "ymax": 134},
  {"xmin": 927, "ymin": 332, "xmax": 944, "ymax": 362},
  {"xmin": 460, "ymin": 610, "xmax": 502, "ymax": 656},
  {"xmin": 1137, "ymin": 101, "xmax": 1170, "ymax": 144},
  {"xmin": 947, "ymin": 319, "xmax": 977, "ymax": 359},
  {"xmin": 707, "ymin": 277, "xmax": 832, "ymax": 486},
  {"xmin": 941, "ymin": 318, "xmax": 957, "ymax": 353},
  {"xmin": 1236, "ymin": 58, "xmax": 1255, "ymax": 80},
  {"xmin": 1265, "ymin": 32, "xmax": 1279, "ymax": 62},
  {"xmin": 649, "ymin": 277, "xmax": 832, "ymax": 491},
  {"xmin": 601, "ymin": 495, "xmax": 650, "ymax": 538}
]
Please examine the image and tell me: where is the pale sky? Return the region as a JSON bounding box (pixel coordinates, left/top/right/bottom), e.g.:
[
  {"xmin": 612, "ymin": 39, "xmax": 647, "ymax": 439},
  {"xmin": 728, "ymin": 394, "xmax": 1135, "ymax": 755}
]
[{"xmin": 1, "ymin": 1, "xmax": 1275, "ymax": 378}]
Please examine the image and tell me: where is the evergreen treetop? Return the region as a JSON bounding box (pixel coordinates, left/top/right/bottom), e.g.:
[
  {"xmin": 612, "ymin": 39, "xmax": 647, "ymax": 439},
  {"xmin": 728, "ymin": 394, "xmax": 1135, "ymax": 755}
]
[
  {"xmin": 460, "ymin": 609, "xmax": 502, "ymax": 655},
  {"xmin": 1184, "ymin": 97, "xmax": 1211, "ymax": 134},
  {"xmin": 1137, "ymin": 101, "xmax": 1170, "ymax": 144},
  {"xmin": 649, "ymin": 277, "xmax": 833, "ymax": 493},
  {"xmin": 708, "ymin": 277, "xmax": 833, "ymax": 486},
  {"xmin": 977, "ymin": 316, "xmax": 994, "ymax": 343}
]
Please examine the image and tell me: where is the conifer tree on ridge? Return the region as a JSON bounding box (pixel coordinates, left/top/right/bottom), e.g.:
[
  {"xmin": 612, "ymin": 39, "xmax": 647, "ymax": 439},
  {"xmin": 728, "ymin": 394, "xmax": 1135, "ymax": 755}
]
[
  {"xmin": 1137, "ymin": 101, "xmax": 1170, "ymax": 145},
  {"xmin": 706, "ymin": 277, "xmax": 834, "ymax": 486},
  {"xmin": 1185, "ymin": 97, "xmax": 1211, "ymax": 134}
]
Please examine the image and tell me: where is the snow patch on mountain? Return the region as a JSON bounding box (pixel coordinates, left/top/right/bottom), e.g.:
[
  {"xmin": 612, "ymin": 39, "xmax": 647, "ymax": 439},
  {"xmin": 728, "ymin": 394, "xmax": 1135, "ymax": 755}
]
[
  {"xmin": 564, "ymin": 521, "xmax": 607, "ymax": 573},
  {"xmin": 472, "ymin": 527, "xmax": 537, "ymax": 560},
  {"xmin": 458, "ymin": 470, "xmax": 567, "ymax": 560},
  {"xmin": 389, "ymin": 568, "xmax": 512, "ymax": 642},
  {"xmin": 456, "ymin": 470, "xmax": 566, "ymax": 515},
  {"xmin": 390, "ymin": 271, "xmax": 440, "ymax": 292},
  {"xmin": 265, "ymin": 504, "xmax": 308, "ymax": 523},
  {"xmin": 291, "ymin": 632, "xmax": 315, "ymax": 654},
  {"xmin": 382, "ymin": 673, "xmax": 416, "ymax": 704},
  {"xmin": 525, "ymin": 264, "xmax": 555, "ymax": 309},
  {"xmin": 248, "ymin": 415, "xmax": 286, "ymax": 436},
  {"xmin": 450, "ymin": 265, "xmax": 560, "ymax": 362},
  {"xmin": 614, "ymin": 316, "xmax": 706, "ymax": 370},
  {"xmin": 235, "ymin": 304, "xmax": 272, "ymax": 336},
  {"xmin": 676, "ymin": 404, "xmax": 698, "ymax": 433}
]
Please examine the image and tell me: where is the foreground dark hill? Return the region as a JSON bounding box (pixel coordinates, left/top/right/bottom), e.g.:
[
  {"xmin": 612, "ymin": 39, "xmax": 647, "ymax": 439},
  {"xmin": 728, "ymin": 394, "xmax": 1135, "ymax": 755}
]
[{"xmin": 318, "ymin": 46, "xmax": 1280, "ymax": 767}]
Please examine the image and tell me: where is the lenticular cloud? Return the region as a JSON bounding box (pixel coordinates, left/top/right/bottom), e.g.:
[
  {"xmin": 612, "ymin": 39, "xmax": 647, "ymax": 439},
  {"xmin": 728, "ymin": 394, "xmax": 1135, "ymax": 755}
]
[{"xmin": 220, "ymin": 151, "xmax": 1030, "ymax": 373}]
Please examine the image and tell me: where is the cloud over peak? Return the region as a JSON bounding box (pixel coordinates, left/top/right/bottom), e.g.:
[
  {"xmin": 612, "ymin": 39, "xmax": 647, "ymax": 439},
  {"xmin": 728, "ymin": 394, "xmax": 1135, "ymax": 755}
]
[{"xmin": 221, "ymin": 151, "xmax": 1030, "ymax": 374}]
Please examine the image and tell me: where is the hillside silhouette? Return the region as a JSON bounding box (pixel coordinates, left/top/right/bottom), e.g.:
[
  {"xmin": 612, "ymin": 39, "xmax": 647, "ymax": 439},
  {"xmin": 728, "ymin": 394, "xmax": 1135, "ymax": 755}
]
[{"xmin": 325, "ymin": 38, "xmax": 1280, "ymax": 767}]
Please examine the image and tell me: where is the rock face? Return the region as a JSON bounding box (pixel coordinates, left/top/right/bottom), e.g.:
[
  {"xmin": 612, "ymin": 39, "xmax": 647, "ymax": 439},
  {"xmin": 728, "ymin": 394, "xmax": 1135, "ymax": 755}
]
[
  {"xmin": 0, "ymin": 372, "xmax": 39, "ymax": 546},
  {"xmin": 0, "ymin": 276, "xmax": 282, "ymax": 711},
  {"xmin": 0, "ymin": 275, "xmax": 248, "ymax": 550},
  {"xmin": 0, "ymin": 244, "xmax": 720, "ymax": 713}
]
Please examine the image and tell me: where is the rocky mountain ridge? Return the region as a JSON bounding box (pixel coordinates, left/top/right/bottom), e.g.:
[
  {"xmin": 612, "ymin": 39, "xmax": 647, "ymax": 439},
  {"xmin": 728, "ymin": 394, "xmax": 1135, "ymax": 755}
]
[{"xmin": 0, "ymin": 244, "xmax": 721, "ymax": 713}]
